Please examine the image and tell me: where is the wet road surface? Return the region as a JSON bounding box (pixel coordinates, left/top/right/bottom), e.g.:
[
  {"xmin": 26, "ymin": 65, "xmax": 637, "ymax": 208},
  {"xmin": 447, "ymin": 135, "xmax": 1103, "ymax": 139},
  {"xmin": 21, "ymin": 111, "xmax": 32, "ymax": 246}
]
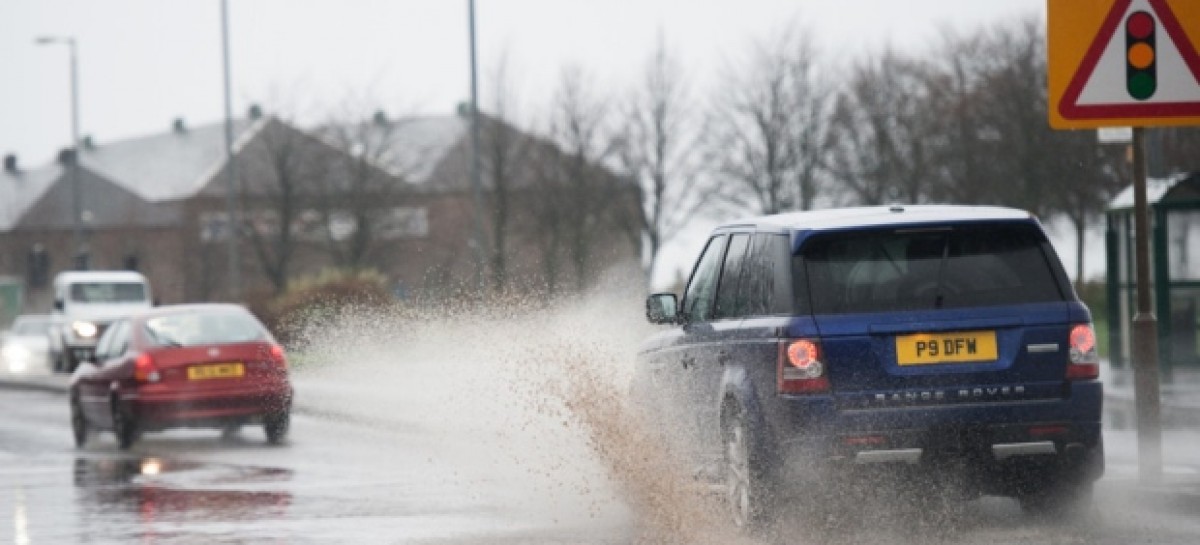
[
  {"xmin": 4, "ymin": 382, "xmax": 1200, "ymax": 545},
  {"xmin": 0, "ymin": 384, "xmax": 632, "ymax": 545},
  {"xmin": 3, "ymin": 296, "xmax": 1200, "ymax": 545}
]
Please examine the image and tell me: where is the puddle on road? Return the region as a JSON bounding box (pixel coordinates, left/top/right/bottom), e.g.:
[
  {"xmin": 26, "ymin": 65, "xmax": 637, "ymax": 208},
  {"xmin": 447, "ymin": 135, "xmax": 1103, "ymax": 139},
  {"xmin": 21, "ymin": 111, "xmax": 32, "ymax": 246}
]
[{"xmin": 73, "ymin": 456, "xmax": 293, "ymax": 525}]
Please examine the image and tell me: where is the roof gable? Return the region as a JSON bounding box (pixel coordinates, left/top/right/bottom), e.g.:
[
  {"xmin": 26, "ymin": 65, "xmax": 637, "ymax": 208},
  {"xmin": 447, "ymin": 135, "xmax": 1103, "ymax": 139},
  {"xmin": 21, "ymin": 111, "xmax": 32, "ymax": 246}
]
[
  {"xmin": 79, "ymin": 118, "xmax": 263, "ymax": 203},
  {"xmin": 13, "ymin": 165, "xmax": 179, "ymax": 230},
  {"xmin": 0, "ymin": 163, "xmax": 63, "ymax": 230}
]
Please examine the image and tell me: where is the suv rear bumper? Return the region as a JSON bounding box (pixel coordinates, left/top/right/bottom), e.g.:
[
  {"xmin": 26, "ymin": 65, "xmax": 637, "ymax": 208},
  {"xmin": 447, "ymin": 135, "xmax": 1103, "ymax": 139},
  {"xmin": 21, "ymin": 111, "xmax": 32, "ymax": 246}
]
[{"xmin": 768, "ymin": 382, "xmax": 1104, "ymax": 491}]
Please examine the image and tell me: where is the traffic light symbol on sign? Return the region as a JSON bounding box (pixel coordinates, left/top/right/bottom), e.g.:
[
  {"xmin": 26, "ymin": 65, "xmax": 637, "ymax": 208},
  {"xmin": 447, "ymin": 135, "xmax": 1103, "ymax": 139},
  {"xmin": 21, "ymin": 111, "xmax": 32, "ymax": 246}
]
[{"xmin": 1126, "ymin": 10, "xmax": 1156, "ymax": 100}]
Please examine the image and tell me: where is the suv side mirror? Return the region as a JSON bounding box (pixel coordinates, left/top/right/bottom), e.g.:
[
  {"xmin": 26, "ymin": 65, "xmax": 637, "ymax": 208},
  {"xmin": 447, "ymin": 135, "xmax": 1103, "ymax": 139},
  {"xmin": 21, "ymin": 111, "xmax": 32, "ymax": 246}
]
[{"xmin": 646, "ymin": 293, "xmax": 679, "ymax": 325}]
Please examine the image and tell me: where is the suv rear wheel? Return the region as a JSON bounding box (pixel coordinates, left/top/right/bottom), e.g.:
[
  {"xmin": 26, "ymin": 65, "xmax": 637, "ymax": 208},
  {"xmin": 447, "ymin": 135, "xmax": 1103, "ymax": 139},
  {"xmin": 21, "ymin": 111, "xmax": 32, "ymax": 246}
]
[{"xmin": 723, "ymin": 404, "xmax": 773, "ymax": 532}]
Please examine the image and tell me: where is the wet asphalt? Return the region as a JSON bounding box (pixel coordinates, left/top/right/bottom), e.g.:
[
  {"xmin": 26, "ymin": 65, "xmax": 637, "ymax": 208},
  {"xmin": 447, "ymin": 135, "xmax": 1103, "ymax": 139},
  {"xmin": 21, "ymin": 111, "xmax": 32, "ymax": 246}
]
[{"xmin": 1, "ymin": 376, "xmax": 1200, "ymax": 544}]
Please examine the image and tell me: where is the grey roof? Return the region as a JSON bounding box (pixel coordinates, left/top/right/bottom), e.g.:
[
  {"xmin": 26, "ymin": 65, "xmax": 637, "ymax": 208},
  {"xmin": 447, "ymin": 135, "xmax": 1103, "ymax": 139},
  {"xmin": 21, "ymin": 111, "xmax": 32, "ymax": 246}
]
[
  {"xmin": 79, "ymin": 118, "xmax": 264, "ymax": 203},
  {"xmin": 724, "ymin": 205, "xmax": 1034, "ymax": 232},
  {"xmin": 1107, "ymin": 173, "xmax": 1190, "ymax": 211},
  {"xmin": 14, "ymin": 165, "xmax": 180, "ymax": 230},
  {"xmin": 324, "ymin": 115, "xmax": 467, "ymax": 183},
  {"xmin": 0, "ymin": 163, "xmax": 63, "ymax": 230}
]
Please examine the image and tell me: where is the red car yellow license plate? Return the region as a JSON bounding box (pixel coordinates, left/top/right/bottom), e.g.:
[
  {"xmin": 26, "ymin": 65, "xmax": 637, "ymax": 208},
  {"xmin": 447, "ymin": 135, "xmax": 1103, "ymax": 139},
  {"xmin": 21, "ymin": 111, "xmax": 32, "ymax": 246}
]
[
  {"xmin": 896, "ymin": 331, "xmax": 998, "ymax": 366},
  {"xmin": 187, "ymin": 363, "xmax": 245, "ymax": 380}
]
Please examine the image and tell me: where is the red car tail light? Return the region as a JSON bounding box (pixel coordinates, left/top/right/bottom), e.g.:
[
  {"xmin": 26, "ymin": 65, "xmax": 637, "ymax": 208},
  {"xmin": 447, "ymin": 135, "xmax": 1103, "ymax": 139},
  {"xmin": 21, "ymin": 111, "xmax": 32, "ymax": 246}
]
[
  {"xmin": 269, "ymin": 344, "xmax": 288, "ymax": 368},
  {"xmin": 134, "ymin": 353, "xmax": 160, "ymax": 383},
  {"xmin": 1067, "ymin": 324, "xmax": 1099, "ymax": 380},
  {"xmin": 778, "ymin": 339, "xmax": 830, "ymax": 394}
]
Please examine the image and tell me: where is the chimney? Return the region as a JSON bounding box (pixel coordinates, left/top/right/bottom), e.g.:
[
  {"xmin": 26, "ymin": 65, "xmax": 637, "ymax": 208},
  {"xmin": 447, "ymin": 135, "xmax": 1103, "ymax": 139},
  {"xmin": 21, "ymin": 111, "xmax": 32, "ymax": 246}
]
[
  {"xmin": 82, "ymin": 135, "xmax": 95, "ymax": 149},
  {"xmin": 57, "ymin": 148, "xmax": 76, "ymax": 166},
  {"xmin": 248, "ymin": 104, "xmax": 263, "ymax": 120},
  {"xmin": 373, "ymin": 109, "xmax": 389, "ymax": 127},
  {"xmin": 172, "ymin": 117, "xmax": 187, "ymax": 134},
  {"xmin": 3, "ymin": 154, "xmax": 17, "ymax": 173}
]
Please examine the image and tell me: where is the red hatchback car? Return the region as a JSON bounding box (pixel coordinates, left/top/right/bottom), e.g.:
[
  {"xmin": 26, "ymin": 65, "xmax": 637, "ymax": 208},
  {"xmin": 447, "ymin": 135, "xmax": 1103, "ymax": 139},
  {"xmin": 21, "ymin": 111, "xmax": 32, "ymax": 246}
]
[{"xmin": 70, "ymin": 304, "xmax": 292, "ymax": 449}]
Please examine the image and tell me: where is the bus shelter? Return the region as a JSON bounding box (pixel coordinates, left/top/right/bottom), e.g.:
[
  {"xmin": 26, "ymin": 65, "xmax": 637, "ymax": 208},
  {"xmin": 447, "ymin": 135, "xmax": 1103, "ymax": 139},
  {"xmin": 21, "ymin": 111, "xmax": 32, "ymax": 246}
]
[{"xmin": 1106, "ymin": 171, "xmax": 1200, "ymax": 372}]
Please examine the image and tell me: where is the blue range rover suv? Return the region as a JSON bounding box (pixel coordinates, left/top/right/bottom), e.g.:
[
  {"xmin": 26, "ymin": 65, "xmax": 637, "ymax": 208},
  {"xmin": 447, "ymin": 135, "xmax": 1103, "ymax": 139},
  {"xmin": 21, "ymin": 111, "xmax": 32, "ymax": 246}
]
[{"xmin": 636, "ymin": 205, "xmax": 1103, "ymax": 529}]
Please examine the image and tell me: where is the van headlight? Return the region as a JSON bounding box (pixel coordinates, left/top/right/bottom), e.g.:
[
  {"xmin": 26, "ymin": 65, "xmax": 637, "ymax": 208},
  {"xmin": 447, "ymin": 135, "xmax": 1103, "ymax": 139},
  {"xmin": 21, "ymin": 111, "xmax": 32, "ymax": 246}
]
[
  {"xmin": 2, "ymin": 344, "xmax": 30, "ymax": 362},
  {"xmin": 72, "ymin": 321, "xmax": 98, "ymax": 338}
]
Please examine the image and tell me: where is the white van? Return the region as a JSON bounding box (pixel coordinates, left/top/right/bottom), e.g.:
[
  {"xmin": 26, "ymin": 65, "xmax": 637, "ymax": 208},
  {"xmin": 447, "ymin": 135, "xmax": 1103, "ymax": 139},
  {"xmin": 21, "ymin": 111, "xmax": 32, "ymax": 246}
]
[{"xmin": 49, "ymin": 271, "xmax": 152, "ymax": 372}]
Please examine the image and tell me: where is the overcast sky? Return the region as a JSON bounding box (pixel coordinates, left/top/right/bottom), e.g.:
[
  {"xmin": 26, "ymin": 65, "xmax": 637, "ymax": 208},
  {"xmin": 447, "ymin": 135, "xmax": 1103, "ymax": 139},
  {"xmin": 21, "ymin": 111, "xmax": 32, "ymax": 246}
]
[{"xmin": 2, "ymin": 0, "xmax": 1045, "ymax": 167}]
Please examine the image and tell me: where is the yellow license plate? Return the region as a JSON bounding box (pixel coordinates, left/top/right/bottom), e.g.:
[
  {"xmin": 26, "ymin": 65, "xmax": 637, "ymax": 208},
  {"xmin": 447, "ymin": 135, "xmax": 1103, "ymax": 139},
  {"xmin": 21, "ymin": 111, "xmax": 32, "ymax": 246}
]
[
  {"xmin": 187, "ymin": 363, "xmax": 245, "ymax": 380},
  {"xmin": 896, "ymin": 331, "xmax": 998, "ymax": 366}
]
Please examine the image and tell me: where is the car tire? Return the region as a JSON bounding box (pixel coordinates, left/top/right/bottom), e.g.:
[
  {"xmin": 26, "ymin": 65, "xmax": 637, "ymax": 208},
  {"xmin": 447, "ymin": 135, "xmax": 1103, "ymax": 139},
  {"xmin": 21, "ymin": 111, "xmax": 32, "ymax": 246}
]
[
  {"xmin": 264, "ymin": 411, "xmax": 289, "ymax": 445},
  {"xmin": 112, "ymin": 401, "xmax": 138, "ymax": 451},
  {"xmin": 221, "ymin": 424, "xmax": 242, "ymax": 440},
  {"xmin": 723, "ymin": 404, "xmax": 773, "ymax": 533},
  {"xmin": 70, "ymin": 396, "xmax": 90, "ymax": 448},
  {"xmin": 64, "ymin": 350, "xmax": 79, "ymax": 374}
]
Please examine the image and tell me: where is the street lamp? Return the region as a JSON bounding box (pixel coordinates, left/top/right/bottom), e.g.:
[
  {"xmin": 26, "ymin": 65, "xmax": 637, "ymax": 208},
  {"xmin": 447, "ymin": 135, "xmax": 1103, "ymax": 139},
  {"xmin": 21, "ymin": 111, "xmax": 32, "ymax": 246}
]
[
  {"xmin": 220, "ymin": 0, "xmax": 242, "ymax": 300},
  {"xmin": 467, "ymin": 0, "xmax": 486, "ymax": 295},
  {"xmin": 34, "ymin": 35, "xmax": 86, "ymax": 269}
]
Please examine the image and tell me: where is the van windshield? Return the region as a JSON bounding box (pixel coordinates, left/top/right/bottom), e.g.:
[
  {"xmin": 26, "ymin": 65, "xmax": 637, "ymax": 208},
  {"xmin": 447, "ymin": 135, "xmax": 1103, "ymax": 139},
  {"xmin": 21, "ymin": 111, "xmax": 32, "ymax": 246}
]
[
  {"xmin": 69, "ymin": 283, "xmax": 148, "ymax": 304},
  {"xmin": 800, "ymin": 223, "xmax": 1065, "ymax": 314}
]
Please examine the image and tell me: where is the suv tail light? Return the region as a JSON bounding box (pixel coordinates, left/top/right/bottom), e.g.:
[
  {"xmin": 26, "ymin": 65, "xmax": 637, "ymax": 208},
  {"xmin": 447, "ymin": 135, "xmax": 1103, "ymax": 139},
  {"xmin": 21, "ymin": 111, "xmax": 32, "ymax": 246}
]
[
  {"xmin": 134, "ymin": 353, "xmax": 160, "ymax": 383},
  {"xmin": 1067, "ymin": 324, "xmax": 1099, "ymax": 380},
  {"xmin": 778, "ymin": 339, "xmax": 830, "ymax": 394}
]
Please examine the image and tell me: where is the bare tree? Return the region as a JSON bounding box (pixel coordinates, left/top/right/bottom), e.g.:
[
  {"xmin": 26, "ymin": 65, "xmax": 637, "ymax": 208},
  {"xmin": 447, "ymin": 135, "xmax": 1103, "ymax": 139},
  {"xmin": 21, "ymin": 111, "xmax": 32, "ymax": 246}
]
[
  {"xmin": 237, "ymin": 115, "xmax": 326, "ymax": 295},
  {"xmin": 317, "ymin": 100, "xmax": 413, "ymax": 271},
  {"xmin": 528, "ymin": 141, "xmax": 567, "ymax": 294},
  {"xmin": 828, "ymin": 47, "xmax": 932, "ymax": 205},
  {"xmin": 1160, "ymin": 127, "xmax": 1200, "ymax": 173},
  {"xmin": 619, "ymin": 34, "xmax": 703, "ymax": 283},
  {"xmin": 481, "ymin": 54, "xmax": 533, "ymax": 294},
  {"xmin": 1051, "ymin": 132, "xmax": 1126, "ymax": 286},
  {"xmin": 708, "ymin": 27, "xmax": 829, "ymax": 215},
  {"xmin": 973, "ymin": 18, "xmax": 1059, "ymax": 218},
  {"xmin": 543, "ymin": 66, "xmax": 618, "ymax": 292},
  {"xmin": 920, "ymin": 28, "xmax": 1003, "ymax": 205}
]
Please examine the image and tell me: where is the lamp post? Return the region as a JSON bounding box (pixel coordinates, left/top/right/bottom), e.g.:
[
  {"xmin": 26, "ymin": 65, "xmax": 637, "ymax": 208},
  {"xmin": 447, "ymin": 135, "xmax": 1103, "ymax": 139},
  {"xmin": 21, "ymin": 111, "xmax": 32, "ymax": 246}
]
[
  {"xmin": 220, "ymin": 0, "xmax": 242, "ymax": 300},
  {"xmin": 467, "ymin": 0, "xmax": 486, "ymax": 295},
  {"xmin": 34, "ymin": 35, "xmax": 85, "ymax": 269}
]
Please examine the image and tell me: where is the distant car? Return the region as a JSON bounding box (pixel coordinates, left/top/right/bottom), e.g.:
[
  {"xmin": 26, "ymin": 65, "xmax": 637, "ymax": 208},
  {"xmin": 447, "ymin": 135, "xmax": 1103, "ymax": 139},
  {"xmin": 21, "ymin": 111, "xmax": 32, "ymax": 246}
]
[
  {"xmin": 70, "ymin": 304, "xmax": 292, "ymax": 449},
  {"xmin": 1, "ymin": 314, "xmax": 56, "ymax": 375},
  {"xmin": 48, "ymin": 270, "xmax": 152, "ymax": 372},
  {"xmin": 49, "ymin": 270, "xmax": 154, "ymax": 373},
  {"xmin": 636, "ymin": 205, "xmax": 1103, "ymax": 529}
]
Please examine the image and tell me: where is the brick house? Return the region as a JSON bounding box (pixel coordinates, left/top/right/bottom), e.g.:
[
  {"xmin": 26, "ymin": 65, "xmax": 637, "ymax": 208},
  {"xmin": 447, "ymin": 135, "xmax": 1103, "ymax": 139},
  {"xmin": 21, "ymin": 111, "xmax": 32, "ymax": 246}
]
[{"xmin": 0, "ymin": 109, "xmax": 640, "ymax": 314}]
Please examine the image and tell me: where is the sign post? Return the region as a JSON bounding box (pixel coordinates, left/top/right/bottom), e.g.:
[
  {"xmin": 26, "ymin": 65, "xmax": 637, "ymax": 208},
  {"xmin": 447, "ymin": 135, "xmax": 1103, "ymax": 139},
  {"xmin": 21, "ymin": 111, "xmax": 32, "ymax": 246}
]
[{"xmin": 1049, "ymin": 0, "xmax": 1200, "ymax": 484}]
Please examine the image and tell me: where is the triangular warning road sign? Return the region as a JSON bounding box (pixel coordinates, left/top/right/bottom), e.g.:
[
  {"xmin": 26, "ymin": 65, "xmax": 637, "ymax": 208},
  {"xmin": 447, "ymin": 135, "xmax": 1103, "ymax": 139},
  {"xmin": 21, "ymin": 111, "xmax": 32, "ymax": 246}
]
[{"xmin": 1059, "ymin": 0, "xmax": 1200, "ymax": 120}]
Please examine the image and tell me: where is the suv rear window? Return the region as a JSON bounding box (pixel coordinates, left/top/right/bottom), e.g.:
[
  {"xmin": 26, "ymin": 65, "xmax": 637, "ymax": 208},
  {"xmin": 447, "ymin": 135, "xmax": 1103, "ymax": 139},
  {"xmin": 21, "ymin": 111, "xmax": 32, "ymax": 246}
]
[{"xmin": 800, "ymin": 222, "xmax": 1065, "ymax": 314}]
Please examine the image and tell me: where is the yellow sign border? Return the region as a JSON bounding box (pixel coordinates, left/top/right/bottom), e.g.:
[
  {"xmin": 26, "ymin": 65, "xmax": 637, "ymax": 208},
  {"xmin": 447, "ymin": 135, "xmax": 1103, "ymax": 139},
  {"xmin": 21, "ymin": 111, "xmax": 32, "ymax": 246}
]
[{"xmin": 1048, "ymin": 0, "xmax": 1200, "ymax": 129}]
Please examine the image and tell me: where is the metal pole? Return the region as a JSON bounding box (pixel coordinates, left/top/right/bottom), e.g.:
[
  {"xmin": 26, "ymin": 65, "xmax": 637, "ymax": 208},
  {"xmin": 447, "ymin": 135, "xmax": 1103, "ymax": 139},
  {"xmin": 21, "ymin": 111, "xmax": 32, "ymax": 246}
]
[
  {"xmin": 1131, "ymin": 126, "xmax": 1163, "ymax": 484},
  {"xmin": 68, "ymin": 39, "xmax": 84, "ymax": 269},
  {"xmin": 221, "ymin": 0, "xmax": 242, "ymax": 300},
  {"xmin": 467, "ymin": 0, "xmax": 486, "ymax": 295}
]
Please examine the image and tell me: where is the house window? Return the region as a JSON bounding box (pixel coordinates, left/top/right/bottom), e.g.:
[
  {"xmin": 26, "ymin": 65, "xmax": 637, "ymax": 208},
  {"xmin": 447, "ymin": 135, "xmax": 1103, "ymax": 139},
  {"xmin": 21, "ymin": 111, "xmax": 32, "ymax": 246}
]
[
  {"xmin": 379, "ymin": 207, "xmax": 429, "ymax": 239},
  {"xmin": 199, "ymin": 211, "xmax": 231, "ymax": 242}
]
